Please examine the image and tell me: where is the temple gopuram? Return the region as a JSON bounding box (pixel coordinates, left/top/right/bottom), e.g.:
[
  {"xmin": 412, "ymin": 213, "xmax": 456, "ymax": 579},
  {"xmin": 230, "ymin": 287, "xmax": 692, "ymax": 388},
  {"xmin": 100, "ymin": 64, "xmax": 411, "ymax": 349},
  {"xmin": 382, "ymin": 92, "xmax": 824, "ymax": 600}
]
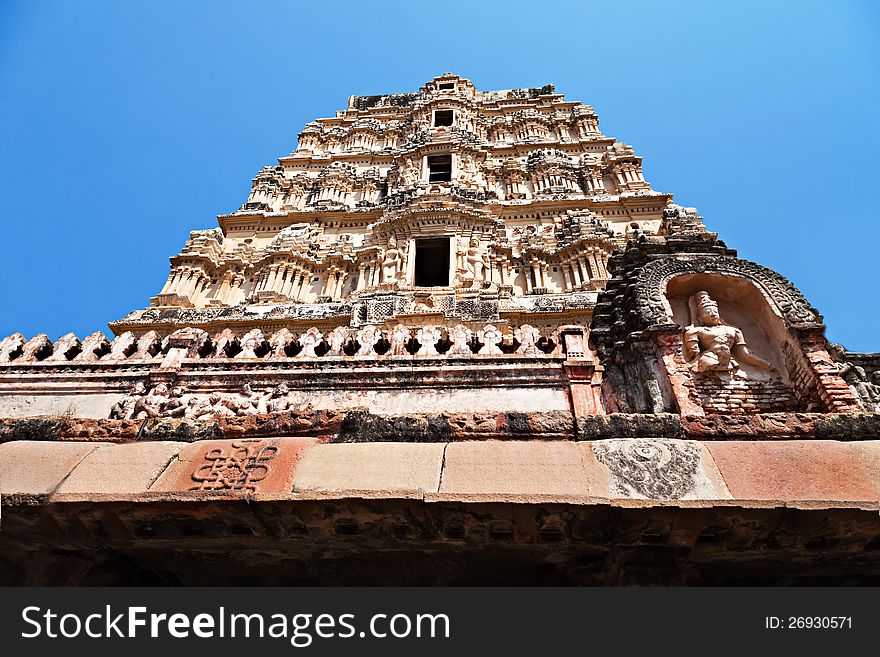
[{"xmin": 2, "ymin": 74, "xmax": 879, "ymax": 585}]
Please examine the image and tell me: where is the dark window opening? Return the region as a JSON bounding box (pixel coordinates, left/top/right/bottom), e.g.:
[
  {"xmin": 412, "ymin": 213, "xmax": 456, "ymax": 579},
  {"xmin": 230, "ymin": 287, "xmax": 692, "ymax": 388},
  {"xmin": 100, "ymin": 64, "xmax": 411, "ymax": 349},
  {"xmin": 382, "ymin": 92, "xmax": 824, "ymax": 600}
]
[
  {"xmin": 434, "ymin": 110, "xmax": 454, "ymax": 127},
  {"xmin": 427, "ymin": 154, "xmax": 452, "ymax": 182},
  {"xmin": 438, "ymin": 82, "xmax": 455, "ymax": 90},
  {"xmin": 414, "ymin": 237, "xmax": 450, "ymax": 287}
]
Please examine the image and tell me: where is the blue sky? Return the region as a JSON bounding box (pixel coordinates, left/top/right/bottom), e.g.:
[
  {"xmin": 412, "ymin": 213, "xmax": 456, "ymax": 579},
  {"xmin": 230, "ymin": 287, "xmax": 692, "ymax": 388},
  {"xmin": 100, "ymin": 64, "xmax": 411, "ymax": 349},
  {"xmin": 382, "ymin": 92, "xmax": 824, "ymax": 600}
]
[{"xmin": 1, "ymin": 0, "xmax": 878, "ymax": 350}]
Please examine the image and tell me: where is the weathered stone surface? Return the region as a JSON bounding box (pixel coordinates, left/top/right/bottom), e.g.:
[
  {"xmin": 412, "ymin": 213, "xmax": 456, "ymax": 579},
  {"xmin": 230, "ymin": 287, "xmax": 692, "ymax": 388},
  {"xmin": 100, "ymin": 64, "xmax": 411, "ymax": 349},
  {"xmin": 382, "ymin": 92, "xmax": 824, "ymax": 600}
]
[
  {"xmin": 436, "ymin": 441, "xmax": 596, "ymax": 499},
  {"xmin": 586, "ymin": 439, "xmax": 730, "ymax": 500},
  {"xmin": 337, "ymin": 411, "xmax": 452, "ymax": 443},
  {"xmin": 337, "ymin": 410, "xmax": 575, "ymax": 442},
  {"xmin": 54, "ymin": 441, "xmax": 184, "ymax": 495},
  {"xmin": 0, "ymin": 441, "xmax": 109, "ymax": 494},
  {"xmin": 576, "ymin": 413, "xmax": 683, "ymax": 440},
  {"xmin": 705, "ymin": 440, "xmax": 880, "ymax": 501},
  {"xmin": 150, "ymin": 437, "xmax": 315, "ymax": 494},
  {"xmin": 293, "ymin": 442, "xmax": 444, "ymax": 494}
]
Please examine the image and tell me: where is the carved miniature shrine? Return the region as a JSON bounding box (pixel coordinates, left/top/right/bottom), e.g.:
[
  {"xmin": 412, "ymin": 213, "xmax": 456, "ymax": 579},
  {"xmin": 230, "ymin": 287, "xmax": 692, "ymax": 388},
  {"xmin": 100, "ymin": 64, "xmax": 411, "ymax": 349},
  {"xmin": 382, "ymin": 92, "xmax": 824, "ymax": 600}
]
[{"xmin": 2, "ymin": 74, "xmax": 879, "ymax": 585}]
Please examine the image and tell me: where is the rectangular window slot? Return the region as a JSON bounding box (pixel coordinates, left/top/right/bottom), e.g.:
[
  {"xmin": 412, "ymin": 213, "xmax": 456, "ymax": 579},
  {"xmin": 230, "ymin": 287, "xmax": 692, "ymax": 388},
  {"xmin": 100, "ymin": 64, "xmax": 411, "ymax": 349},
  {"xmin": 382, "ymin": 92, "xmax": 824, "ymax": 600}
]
[
  {"xmin": 438, "ymin": 82, "xmax": 455, "ymax": 90},
  {"xmin": 427, "ymin": 154, "xmax": 452, "ymax": 182},
  {"xmin": 434, "ymin": 110, "xmax": 454, "ymax": 127},
  {"xmin": 414, "ymin": 237, "xmax": 450, "ymax": 287}
]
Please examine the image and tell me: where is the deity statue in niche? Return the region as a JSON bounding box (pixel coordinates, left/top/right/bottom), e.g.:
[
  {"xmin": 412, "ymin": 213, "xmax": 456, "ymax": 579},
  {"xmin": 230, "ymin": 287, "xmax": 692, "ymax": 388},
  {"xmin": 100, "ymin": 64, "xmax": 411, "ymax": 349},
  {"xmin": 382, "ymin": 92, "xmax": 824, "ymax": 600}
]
[
  {"xmin": 683, "ymin": 290, "xmax": 775, "ymax": 378},
  {"xmin": 381, "ymin": 236, "xmax": 403, "ymax": 283},
  {"xmin": 465, "ymin": 239, "xmax": 488, "ymax": 284}
]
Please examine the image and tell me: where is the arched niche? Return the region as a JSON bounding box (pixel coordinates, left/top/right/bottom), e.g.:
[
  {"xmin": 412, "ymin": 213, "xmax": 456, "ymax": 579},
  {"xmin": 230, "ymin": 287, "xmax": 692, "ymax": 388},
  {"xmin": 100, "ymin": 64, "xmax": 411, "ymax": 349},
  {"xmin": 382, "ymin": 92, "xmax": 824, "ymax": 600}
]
[{"xmin": 665, "ymin": 272, "xmax": 792, "ymax": 384}]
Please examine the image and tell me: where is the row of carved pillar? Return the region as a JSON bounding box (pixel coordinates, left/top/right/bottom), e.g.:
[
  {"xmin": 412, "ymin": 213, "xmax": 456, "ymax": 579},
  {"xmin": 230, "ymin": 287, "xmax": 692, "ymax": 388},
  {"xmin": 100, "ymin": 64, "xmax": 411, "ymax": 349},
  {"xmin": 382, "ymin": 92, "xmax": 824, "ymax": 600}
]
[{"xmin": 559, "ymin": 250, "xmax": 609, "ymax": 290}]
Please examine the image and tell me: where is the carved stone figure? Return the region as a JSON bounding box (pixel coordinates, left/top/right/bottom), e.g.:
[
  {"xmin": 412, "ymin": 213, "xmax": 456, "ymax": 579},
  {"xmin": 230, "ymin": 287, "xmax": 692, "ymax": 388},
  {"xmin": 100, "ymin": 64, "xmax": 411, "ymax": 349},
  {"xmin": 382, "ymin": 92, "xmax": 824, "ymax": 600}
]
[
  {"xmin": 212, "ymin": 328, "xmax": 238, "ymax": 358},
  {"xmin": 266, "ymin": 382, "xmax": 293, "ymax": 413},
  {"xmin": 389, "ymin": 324, "xmax": 411, "ymax": 356},
  {"xmin": 448, "ymin": 325, "xmax": 473, "ymax": 356},
  {"xmin": 134, "ymin": 383, "xmax": 170, "ymax": 419},
  {"xmin": 109, "ymin": 382, "xmax": 147, "ymax": 419},
  {"xmin": 189, "ymin": 391, "xmax": 236, "ymax": 419},
  {"xmin": 164, "ymin": 386, "xmax": 188, "ymax": 418},
  {"xmin": 416, "ymin": 325, "xmax": 442, "ymax": 356},
  {"xmin": 236, "ymin": 329, "xmax": 266, "ymax": 359},
  {"xmin": 465, "ymin": 239, "xmax": 488, "ymax": 284},
  {"xmin": 325, "ymin": 327, "xmax": 350, "ymax": 356},
  {"xmin": 381, "ymin": 236, "xmax": 403, "ymax": 284},
  {"xmin": 477, "ymin": 324, "xmax": 504, "ymax": 355},
  {"xmin": 269, "ymin": 328, "xmax": 296, "ymax": 358},
  {"xmin": 683, "ymin": 291, "xmax": 774, "ymax": 377},
  {"xmin": 357, "ymin": 325, "xmax": 381, "ymax": 356},
  {"xmin": 514, "ymin": 324, "xmax": 542, "ymax": 355},
  {"xmin": 298, "ymin": 327, "xmax": 323, "ymax": 358}
]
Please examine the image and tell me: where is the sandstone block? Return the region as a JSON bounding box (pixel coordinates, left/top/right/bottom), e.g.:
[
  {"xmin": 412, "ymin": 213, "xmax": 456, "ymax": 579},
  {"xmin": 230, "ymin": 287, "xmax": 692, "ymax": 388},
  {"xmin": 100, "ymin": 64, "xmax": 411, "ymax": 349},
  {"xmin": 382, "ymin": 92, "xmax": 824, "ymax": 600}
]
[
  {"xmin": 150, "ymin": 437, "xmax": 316, "ymax": 494},
  {"xmin": 0, "ymin": 441, "xmax": 109, "ymax": 494},
  {"xmin": 584, "ymin": 439, "xmax": 731, "ymax": 500},
  {"xmin": 293, "ymin": 442, "xmax": 444, "ymax": 494},
  {"xmin": 437, "ymin": 440, "xmax": 597, "ymax": 499},
  {"xmin": 54, "ymin": 441, "xmax": 184, "ymax": 495},
  {"xmin": 705, "ymin": 440, "xmax": 880, "ymax": 502}
]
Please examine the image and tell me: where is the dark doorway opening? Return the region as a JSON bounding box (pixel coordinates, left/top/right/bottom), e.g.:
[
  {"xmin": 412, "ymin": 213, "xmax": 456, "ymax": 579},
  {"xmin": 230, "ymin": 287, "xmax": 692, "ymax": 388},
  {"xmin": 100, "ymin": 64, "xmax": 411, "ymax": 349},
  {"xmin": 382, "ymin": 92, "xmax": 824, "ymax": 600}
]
[
  {"xmin": 427, "ymin": 154, "xmax": 452, "ymax": 182},
  {"xmin": 434, "ymin": 110, "xmax": 454, "ymax": 127},
  {"xmin": 414, "ymin": 237, "xmax": 450, "ymax": 287}
]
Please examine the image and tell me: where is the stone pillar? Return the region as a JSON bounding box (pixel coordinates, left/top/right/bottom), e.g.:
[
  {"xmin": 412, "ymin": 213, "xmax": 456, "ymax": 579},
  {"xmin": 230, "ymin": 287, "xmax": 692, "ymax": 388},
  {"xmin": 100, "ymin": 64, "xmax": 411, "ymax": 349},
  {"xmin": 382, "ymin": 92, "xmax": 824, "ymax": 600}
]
[
  {"xmin": 570, "ymin": 261, "xmax": 582, "ymax": 287},
  {"xmin": 159, "ymin": 272, "xmax": 176, "ymax": 295},
  {"xmin": 578, "ymin": 257, "xmax": 591, "ymax": 286},
  {"xmin": 561, "ymin": 265, "xmax": 572, "ymax": 291},
  {"xmin": 356, "ymin": 264, "xmax": 367, "ymax": 291}
]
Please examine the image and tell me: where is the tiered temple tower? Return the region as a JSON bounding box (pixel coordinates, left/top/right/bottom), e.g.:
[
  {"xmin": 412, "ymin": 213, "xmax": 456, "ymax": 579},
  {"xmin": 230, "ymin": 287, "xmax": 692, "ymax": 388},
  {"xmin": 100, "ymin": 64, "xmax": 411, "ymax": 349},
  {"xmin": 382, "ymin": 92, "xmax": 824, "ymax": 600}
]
[{"xmin": 1, "ymin": 74, "xmax": 878, "ymax": 585}]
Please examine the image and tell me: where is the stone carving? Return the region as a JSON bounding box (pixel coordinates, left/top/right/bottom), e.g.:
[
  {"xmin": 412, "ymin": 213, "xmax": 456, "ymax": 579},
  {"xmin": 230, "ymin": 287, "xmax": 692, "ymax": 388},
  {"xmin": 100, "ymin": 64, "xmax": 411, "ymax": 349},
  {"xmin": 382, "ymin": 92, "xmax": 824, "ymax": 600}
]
[
  {"xmin": 592, "ymin": 439, "xmax": 702, "ymax": 500},
  {"xmin": 269, "ymin": 328, "xmax": 296, "ymax": 358},
  {"xmin": 165, "ymin": 327, "xmax": 211, "ymax": 358},
  {"xmin": 134, "ymin": 382, "xmax": 170, "ymax": 419},
  {"xmin": 357, "ymin": 325, "xmax": 381, "ymax": 356},
  {"xmin": 47, "ymin": 333, "xmax": 81, "ymax": 362},
  {"xmin": 683, "ymin": 291, "xmax": 774, "ymax": 378},
  {"xmin": 416, "ymin": 325, "xmax": 442, "ymax": 356},
  {"xmin": 133, "ymin": 331, "xmax": 162, "ymax": 360},
  {"xmin": 298, "ymin": 327, "xmax": 324, "ymax": 358},
  {"xmin": 236, "ymin": 329, "xmax": 267, "ymax": 359},
  {"xmin": 0, "ymin": 333, "xmax": 25, "ymax": 362},
  {"xmin": 266, "ymin": 383, "xmax": 294, "ymax": 413},
  {"xmin": 74, "ymin": 331, "xmax": 111, "ymax": 362},
  {"xmin": 22, "ymin": 334, "xmax": 53, "ymax": 362},
  {"xmin": 381, "ymin": 236, "xmax": 403, "ymax": 284},
  {"xmin": 212, "ymin": 328, "xmax": 238, "ymax": 358},
  {"xmin": 477, "ymin": 324, "xmax": 504, "ymax": 355},
  {"xmin": 448, "ymin": 324, "xmax": 473, "ymax": 356},
  {"xmin": 829, "ymin": 345, "xmax": 880, "ymax": 412},
  {"xmin": 190, "ymin": 440, "xmax": 278, "ymax": 492},
  {"xmin": 325, "ymin": 327, "xmax": 350, "ymax": 356},
  {"xmin": 464, "ymin": 239, "xmax": 488, "ymax": 285},
  {"xmin": 634, "ymin": 255, "xmax": 822, "ymax": 329},
  {"xmin": 109, "ymin": 382, "xmax": 147, "ymax": 419},
  {"xmin": 389, "ymin": 324, "xmax": 411, "ymax": 356},
  {"xmin": 514, "ymin": 324, "xmax": 542, "ymax": 355},
  {"xmin": 164, "ymin": 385, "xmax": 189, "ymax": 418},
  {"xmin": 106, "ymin": 332, "xmax": 138, "ymax": 361}
]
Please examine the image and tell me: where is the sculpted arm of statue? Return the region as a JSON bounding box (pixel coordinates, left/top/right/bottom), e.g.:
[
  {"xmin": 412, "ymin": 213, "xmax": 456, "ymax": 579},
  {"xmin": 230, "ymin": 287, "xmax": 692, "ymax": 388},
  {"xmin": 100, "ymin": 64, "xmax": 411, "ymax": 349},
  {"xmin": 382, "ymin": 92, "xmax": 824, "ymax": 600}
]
[
  {"xmin": 731, "ymin": 328, "xmax": 775, "ymax": 372},
  {"xmin": 683, "ymin": 327, "xmax": 701, "ymax": 360}
]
